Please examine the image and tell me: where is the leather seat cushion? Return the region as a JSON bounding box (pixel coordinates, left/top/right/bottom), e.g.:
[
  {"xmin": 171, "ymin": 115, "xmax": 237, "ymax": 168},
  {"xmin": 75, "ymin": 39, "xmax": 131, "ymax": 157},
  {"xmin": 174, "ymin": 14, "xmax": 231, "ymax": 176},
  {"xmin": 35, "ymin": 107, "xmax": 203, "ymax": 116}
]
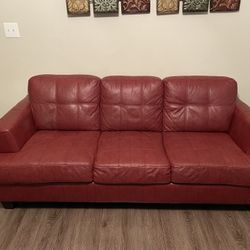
[
  {"xmin": 0, "ymin": 131, "xmax": 100, "ymax": 184},
  {"xmin": 164, "ymin": 132, "xmax": 250, "ymax": 187},
  {"xmin": 94, "ymin": 131, "xmax": 170, "ymax": 184}
]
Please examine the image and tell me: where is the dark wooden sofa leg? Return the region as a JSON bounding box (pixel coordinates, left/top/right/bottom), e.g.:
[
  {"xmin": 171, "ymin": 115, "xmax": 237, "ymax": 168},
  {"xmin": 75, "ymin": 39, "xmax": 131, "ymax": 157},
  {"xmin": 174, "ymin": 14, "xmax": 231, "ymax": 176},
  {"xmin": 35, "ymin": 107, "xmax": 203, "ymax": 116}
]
[{"xmin": 1, "ymin": 202, "xmax": 15, "ymax": 209}]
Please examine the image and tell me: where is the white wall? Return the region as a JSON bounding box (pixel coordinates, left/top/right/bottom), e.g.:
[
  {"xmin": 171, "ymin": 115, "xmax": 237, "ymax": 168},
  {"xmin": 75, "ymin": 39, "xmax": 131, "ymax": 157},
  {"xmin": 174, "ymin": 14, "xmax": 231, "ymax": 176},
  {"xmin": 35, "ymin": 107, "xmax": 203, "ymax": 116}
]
[{"xmin": 0, "ymin": 0, "xmax": 250, "ymax": 117}]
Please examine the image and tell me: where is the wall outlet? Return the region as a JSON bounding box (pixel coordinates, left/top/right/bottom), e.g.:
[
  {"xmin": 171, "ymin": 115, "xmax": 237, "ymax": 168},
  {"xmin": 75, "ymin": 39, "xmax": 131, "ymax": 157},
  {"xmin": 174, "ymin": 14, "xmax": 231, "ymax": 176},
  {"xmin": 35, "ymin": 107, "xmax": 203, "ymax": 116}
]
[{"xmin": 3, "ymin": 22, "xmax": 20, "ymax": 38}]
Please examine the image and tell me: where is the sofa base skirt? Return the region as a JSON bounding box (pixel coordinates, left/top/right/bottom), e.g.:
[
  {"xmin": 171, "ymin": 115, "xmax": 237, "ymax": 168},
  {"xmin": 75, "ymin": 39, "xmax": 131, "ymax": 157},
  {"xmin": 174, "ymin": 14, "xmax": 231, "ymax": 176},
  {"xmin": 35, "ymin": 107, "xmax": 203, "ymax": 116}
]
[{"xmin": 1, "ymin": 183, "xmax": 250, "ymax": 205}]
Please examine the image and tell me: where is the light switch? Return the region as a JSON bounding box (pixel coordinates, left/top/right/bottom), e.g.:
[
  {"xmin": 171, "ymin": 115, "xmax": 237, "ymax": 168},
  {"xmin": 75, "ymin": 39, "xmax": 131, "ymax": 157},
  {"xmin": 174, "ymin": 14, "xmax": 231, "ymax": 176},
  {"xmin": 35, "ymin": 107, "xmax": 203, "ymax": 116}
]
[{"xmin": 3, "ymin": 22, "xmax": 20, "ymax": 38}]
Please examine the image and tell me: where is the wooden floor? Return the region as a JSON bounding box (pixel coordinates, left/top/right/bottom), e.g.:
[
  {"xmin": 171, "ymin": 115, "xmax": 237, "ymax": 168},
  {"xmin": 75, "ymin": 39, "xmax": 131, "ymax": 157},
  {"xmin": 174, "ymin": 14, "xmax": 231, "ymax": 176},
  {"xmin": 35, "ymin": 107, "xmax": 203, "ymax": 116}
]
[{"xmin": 0, "ymin": 203, "xmax": 250, "ymax": 250}]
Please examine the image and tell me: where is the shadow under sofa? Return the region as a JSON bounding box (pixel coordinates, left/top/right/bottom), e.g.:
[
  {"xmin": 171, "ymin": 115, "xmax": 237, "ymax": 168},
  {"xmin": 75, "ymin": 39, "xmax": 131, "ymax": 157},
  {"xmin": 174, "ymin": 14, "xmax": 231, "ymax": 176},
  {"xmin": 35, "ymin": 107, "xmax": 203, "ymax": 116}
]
[{"xmin": 0, "ymin": 75, "xmax": 250, "ymax": 209}]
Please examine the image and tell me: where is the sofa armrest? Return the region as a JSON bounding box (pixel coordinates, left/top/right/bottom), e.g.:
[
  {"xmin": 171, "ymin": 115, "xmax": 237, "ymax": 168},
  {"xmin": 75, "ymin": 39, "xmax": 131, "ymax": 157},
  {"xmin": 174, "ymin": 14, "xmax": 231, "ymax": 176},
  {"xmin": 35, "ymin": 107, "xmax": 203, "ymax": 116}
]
[
  {"xmin": 230, "ymin": 99, "xmax": 250, "ymax": 155},
  {"xmin": 0, "ymin": 97, "xmax": 36, "ymax": 153}
]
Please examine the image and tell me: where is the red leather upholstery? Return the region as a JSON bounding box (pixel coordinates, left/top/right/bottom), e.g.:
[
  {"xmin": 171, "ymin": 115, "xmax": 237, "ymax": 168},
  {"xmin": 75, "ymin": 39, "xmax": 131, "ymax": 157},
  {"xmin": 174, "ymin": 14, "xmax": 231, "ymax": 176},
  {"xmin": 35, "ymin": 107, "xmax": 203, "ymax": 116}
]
[
  {"xmin": 101, "ymin": 76, "xmax": 163, "ymax": 131},
  {"xmin": 0, "ymin": 131, "xmax": 99, "ymax": 184},
  {"xmin": 163, "ymin": 76, "xmax": 237, "ymax": 131},
  {"xmin": 94, "ymin": 131, "xmax": 170, "ymax": 184},
  {"xmin": 1, "ymin": 74, "xmax": 250, "ymax": 205},
  {"xmin": 0, "ymin": 97, "xmax": 36, "ymax": 153},
  {"xmin": 1, "ymin": 183, "xmax": 250, "ymax": 204},
  {"xmin": 230, "ymin": 99, "xmax": 250, "ymax": 155},
  {"xmin": 164, "ymin": 132, "xmax": 250, "ymax": 187},
  {"xmin": 28, "ymin": 75, "xmax": 100, "ymax": 130}
]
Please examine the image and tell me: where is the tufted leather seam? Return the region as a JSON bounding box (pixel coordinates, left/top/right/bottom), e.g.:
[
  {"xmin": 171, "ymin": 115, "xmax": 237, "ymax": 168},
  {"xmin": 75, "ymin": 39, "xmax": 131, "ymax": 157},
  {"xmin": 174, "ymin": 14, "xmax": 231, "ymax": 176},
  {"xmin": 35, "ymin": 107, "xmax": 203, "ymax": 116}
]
[
  {"xmin": 184, "ymin": 81, "xmax": 188, "ymax": 131},
  {"xmin": 164, "ymin": 103, "xmax": 235, "ymax": 107},
  {"xmin": 141, "ymin": 83, "xmax": 144, "ymax": 131},
  {"xmin": 118, "ymin": 131, "xmax": 121, "ymax": 169},
  {"xmin": 208, "ymin": 85, "xmax": 211, "ymax": 129},
  {"xmin": 120, "ymin": 83, "xmax": 122, "ymax": 130},
  {"xmin": 92, "ymin": 132, "xmax": 101, "ymax": 181},
  {"xmin": 98, "ymin": 79, "xmax": 101, "ymax": 130},
  {"xmin": 55, "ymin": 80, "xmax": 58, "ymax": 130},
  {"xmin": 95, "ymin": 166, "xmax": 169, "ymax": 169},
  {"xmin": 32, "ymin": 101, "xmax": 98, "ymax": 105},
  {"xmin": 77, "ymin": 81, "xmax": 79, "ymax": 130},
  {"xmin": 102, "ymin": 104, "xmax": 161, "ymax": 107},
  {"xmin": 129, "ymin": 131, "xmax": 133, "ymax": 168}
]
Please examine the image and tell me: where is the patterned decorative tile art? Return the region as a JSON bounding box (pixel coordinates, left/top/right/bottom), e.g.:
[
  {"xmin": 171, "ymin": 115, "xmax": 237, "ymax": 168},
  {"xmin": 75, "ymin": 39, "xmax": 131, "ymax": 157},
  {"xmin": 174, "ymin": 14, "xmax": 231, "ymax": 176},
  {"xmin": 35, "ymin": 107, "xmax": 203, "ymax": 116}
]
[
  {"xmin": 121, "ymin": 0, "xmax": 151, "ymax": 14},
  {"xmin": 93, "ymin": 0, "xmax": 119, "ymax": 16},
  {"xmin": 183, "ymin": 0, "xmax": 209, "ymax": 13},
  {"xmin": 157, "ymin": 0, "xmax": 179, "ymax": 14},
  {"xmin": 210, "ymin": 0, "xmax": 241, "ymax": 12},
  {"xmin": 66, "ymin": 0, "xmax": 90, "ymax": 16}
]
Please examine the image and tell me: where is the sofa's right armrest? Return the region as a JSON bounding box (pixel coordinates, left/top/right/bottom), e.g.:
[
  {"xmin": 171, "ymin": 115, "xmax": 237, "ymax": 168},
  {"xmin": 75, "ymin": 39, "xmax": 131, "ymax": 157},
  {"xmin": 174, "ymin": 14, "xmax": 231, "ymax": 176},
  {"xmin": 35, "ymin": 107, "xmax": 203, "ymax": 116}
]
[
  {"xmin": 230, "ymin": 99, "xmax": 250, "ymax": 155},
  {"xmin": 0, "ymin": 97, "xmax": 36, "ymax": 153}
]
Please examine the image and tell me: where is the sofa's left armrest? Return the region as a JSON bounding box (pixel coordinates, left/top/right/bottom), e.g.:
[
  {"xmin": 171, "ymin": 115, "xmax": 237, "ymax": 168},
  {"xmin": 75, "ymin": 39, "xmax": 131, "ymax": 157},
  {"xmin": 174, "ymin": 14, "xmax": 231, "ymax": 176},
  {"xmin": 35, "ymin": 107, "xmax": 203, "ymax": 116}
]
[
  {"xmin": 229, "ymin": 99, "xmax": 250, "ymax": 155},
  {"xmin": 0, "ymin": 97, "xmax": 36, "ymax": 153}
]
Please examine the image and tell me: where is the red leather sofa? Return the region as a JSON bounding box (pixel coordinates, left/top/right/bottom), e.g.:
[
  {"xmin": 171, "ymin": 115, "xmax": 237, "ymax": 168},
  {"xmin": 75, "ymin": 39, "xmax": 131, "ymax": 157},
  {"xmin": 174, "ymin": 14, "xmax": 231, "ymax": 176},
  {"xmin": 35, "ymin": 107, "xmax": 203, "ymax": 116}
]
[{"xmin": 0, "ymin": 75, "xmax": 250, "ymax": 208}]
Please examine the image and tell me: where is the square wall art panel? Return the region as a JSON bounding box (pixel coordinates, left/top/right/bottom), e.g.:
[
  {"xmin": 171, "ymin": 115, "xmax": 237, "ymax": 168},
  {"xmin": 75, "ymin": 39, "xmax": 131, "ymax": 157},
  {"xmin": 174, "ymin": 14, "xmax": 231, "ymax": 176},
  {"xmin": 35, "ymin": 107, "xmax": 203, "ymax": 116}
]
[
  {"xmin": 66, "ymin": 0, "xmax": 90, "ymax": 16},
  {"xmin": 183, "ymin": 0, "xmax": 209, "ymax": 13},
  {"xmin": 93, "ymin": 0, "xmax": 119, "ymax": 16},
  {"xmin": 157, "ymin": 0, "xmax": 179, "ymax": 15},
  {"xmin": 121, "ymin": 0, "xmax": 151, "ymax": 14},
  {"xmin": 210, "ymin": 0, "xmax": 241, "ymax": 12}
]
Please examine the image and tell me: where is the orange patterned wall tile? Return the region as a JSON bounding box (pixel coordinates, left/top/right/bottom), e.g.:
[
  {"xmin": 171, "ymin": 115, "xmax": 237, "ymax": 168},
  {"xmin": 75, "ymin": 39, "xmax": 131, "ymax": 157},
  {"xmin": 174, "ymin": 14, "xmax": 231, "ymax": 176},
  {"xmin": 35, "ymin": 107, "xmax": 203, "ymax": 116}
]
[
  {"xmin": 157, "ymin": 0, "xmax": 179, "ymax": 14},
  {"xmin": 66, "ymin": 0, "xmax": 90, "ymax": 16}
]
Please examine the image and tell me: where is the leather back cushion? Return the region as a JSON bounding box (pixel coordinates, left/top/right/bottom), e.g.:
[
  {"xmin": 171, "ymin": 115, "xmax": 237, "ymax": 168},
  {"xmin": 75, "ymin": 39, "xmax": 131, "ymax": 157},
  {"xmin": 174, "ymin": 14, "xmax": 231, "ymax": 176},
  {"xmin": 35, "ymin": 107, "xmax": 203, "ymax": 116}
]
[
  {"xmin": 163, "ymin": 76, "xmax": 237, "ymax": 132},
  {"xmin": 29, "ymin": 75, "xmax": 100, "ymax": 130},
  {"xmin": 101, "ymin": 76, "xmax": 163, "ymax": 131}
]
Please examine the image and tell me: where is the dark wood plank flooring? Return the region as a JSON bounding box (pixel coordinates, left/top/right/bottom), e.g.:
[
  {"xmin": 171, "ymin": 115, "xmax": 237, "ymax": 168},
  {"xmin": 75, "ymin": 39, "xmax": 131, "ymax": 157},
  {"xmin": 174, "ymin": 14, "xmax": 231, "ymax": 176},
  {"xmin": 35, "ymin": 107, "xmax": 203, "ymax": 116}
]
[{"xmin": 0, "ymin": 203, "xmax": 249, "ymax": 250}]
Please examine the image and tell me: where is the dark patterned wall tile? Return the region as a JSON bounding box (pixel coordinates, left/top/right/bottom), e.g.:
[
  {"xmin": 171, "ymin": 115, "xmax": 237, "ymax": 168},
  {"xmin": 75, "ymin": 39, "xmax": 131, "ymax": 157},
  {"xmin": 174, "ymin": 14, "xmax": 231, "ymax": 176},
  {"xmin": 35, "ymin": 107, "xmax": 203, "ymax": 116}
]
[
  {"xmin": 157, "ymin": 0, "xmax": 179, "ymax": 15},
  {"xmin": 121, "ymin": 0, "xmax": 151, "ymax": 14},
  {"xmin": 93, "ymin": 0, "xmax": 119, "ymax": 16},
  {"xmin": 66, "ymin": 0, "xmax": 90, "ymax": 16},
  {"xmin": 210, "ymin": 0, "xmax": 241, "ymax": 12},
  {"xmin": 183, "ymin": 0, "xmax": 209, "ymax": 13}
]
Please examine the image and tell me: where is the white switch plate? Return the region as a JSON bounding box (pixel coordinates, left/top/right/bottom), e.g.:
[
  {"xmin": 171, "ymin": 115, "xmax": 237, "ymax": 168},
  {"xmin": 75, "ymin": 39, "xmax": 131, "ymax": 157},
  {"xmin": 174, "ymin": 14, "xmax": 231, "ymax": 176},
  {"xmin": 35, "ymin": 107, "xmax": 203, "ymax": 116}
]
[{"xmin": 3, "ymin": 22, "xmax": 20, "ymax": 38}]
